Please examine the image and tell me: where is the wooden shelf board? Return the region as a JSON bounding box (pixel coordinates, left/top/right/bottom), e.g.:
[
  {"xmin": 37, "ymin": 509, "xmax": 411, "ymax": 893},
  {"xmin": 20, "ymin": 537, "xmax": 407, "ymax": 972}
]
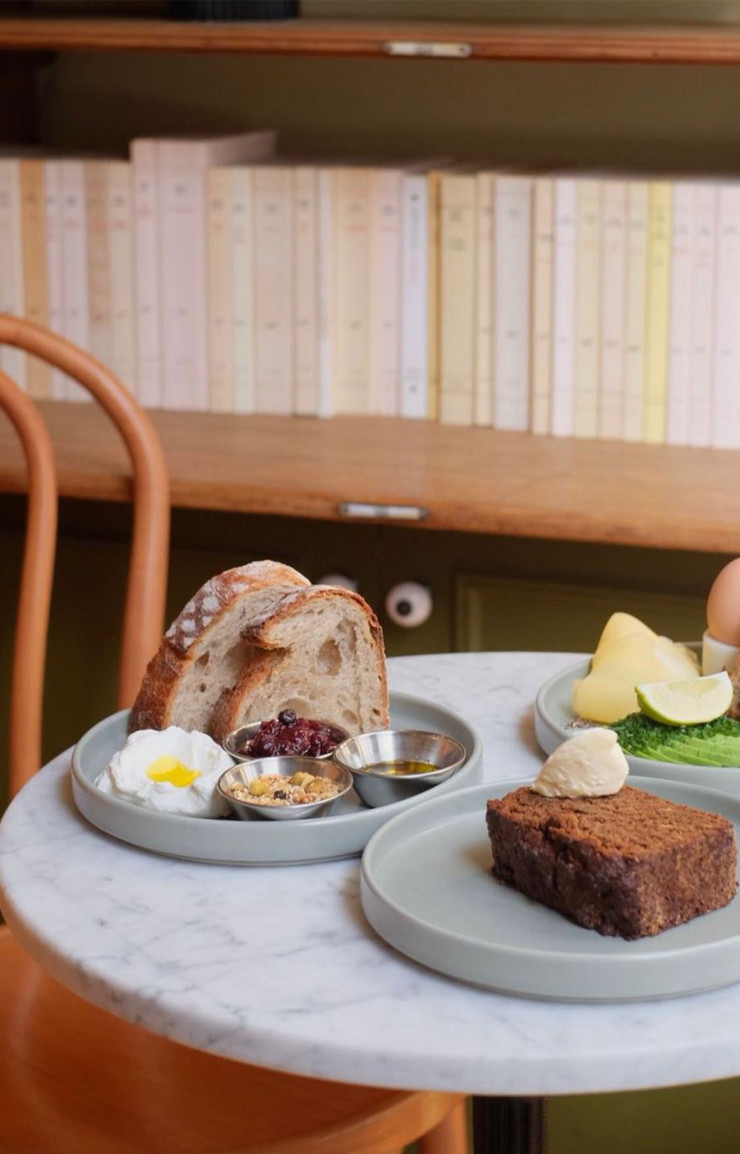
[
  {"xmin": 0, "ymin": 403, "xmax": 736, "ymax": 555},
  {"xmin": 1, "ymin": 17, "xmax": 740, "ymax": 63}
]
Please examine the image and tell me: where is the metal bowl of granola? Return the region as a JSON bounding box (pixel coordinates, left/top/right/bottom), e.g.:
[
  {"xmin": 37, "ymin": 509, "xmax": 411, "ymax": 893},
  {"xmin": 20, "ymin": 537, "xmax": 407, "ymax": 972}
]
[{"xmin": 216, "ymin": 756, "xmax": 353, "ymax": 822}]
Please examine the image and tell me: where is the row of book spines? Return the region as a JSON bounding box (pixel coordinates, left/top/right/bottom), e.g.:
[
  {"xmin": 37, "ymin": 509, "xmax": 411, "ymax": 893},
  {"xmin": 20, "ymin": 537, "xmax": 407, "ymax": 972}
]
[{"xmin": 453, "ymin": 174, "xmax": 740, "ymax": 449}]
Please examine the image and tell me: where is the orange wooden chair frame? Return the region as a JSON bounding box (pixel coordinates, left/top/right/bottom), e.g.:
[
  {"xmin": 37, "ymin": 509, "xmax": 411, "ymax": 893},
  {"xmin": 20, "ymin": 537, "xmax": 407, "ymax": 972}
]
[{"xmin": 0, "ymin": 316, "xmax": 467, "ymax": 1154}]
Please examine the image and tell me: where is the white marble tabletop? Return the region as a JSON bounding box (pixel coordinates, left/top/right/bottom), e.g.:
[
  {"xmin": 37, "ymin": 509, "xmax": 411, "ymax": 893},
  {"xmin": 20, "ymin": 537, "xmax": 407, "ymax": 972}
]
[{"xmin": 3, "ymin": 651, "xmax": 740, "ymax": 1097}]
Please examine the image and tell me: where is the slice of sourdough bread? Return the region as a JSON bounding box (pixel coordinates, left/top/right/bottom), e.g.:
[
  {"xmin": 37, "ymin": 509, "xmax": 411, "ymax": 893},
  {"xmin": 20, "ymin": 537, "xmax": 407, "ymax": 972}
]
[
  {"xmin": 209, "ymin": 585, "xmax": 390, "ymax": 740},
  {"xmin": 129, "ymin": 561, "xmax": 310, "ymax": 733}
]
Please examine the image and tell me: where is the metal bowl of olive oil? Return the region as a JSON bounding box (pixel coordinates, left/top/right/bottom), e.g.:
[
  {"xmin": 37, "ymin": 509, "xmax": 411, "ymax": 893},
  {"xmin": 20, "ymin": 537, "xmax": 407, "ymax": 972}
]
[{"xmin": 332, "ymin": 730, "xmax": 467, "ymax": 808}]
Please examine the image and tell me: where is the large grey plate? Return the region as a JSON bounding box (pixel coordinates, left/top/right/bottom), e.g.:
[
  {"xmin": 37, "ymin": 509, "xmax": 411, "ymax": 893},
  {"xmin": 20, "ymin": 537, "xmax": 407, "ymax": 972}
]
[
  {"xmin": 533, "ymin": 644, "xmax": 740, "ymax": 799},
  {"xmin": 361, "ymin": 777, "xmax": 740, "ymax": 1001},
  {"xmin": 70, "ymin": 693, "xmax": 482, "ymax": 865}
]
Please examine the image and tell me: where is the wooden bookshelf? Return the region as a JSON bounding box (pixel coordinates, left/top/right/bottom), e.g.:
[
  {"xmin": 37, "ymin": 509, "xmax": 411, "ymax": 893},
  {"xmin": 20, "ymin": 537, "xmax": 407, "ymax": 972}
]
[
  {"xmin": 0, "ymin": 402, "xmax": 737, "ymax": 555},
  {"xmin": 1, "ymin": 17, "xmax": 740, "ymax": 64}
]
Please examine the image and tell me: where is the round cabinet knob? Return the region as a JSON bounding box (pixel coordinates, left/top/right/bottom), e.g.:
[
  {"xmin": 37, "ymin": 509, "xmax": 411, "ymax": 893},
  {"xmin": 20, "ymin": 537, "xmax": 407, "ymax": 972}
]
[
  {"xmin": 316, "ymin": 573, "xmax": 359, "ymax": 593},
  {"xmin": 385, "ymin": 582, "xmax": 433, "ymax": 628}
]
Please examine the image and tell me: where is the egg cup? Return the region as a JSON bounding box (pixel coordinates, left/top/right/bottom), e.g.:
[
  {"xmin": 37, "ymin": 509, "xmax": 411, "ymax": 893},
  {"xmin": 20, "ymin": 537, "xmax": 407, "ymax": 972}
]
[{"xmin": 217, "ymin": 756, "xmax": 353, "ymax": 821}]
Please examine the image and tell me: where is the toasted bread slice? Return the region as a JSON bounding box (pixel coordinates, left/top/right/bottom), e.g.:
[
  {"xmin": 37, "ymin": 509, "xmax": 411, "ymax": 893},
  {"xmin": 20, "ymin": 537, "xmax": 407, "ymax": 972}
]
[
  {"xmin": 129, "ymin": 561, "xmax": 310, "ymax": 733},
  {"xmin": 209, "ymin": 585, "xmax": 389, "ymax": 740}
]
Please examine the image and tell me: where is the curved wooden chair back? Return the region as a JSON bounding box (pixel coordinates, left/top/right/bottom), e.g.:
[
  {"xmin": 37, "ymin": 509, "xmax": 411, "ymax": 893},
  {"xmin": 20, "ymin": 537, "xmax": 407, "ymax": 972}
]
[{"xmin": 0, "ymin": 315, "xmax": 170, "ymax": 796}]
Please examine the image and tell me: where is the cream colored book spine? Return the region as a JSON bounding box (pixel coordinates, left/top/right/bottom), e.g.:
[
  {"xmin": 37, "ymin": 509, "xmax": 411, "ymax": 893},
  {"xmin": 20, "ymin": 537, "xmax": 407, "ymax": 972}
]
[
  {"xmin": 0, "ymin": 159, "xmax": 26, "ymax": 389},
  {"xmin": 439, "ymin": 172, "xmax": 476, "ymax": 426},
  {"xmin": 85, "ymin": 160, "xmax": 112, "ymax": 375},
  {"xmin": 623, "ymin": 180, "xmax": 648, "ymax": 442},
  {"xmin": 317, "ymin": 167, "xmax": 334, "ymax": 418},
  {"xmin": 474, "ymin": 171, "xmax": 495, "ymax": 427},
  {"xmin": 711, "ymin": 182, "xmax": 740, "ymax": 450},
  {"xmin": 666, "ymin": 181, "xmax": 693, "ymax": 447},
  {"xmin": 43, "ymin": 160, "xmax": 67, "ymax": 400},
  {"xmin": 400, "ymin": 173, "xmax": 428, "ymax": 418},
  {"xmin": 332, "ymin": 167, "xmax": 372, "ymax": 415},
  {"xmin": 369, "ymin": 168, "xmax": 402, "ymax": 416},
  {"xmin": 551, "ymin": 178, "xmax": 576, "ymax": 437},
  {"xmin": 206, "ymin": 166, "xmax": 234, "ymax": 412},
  {"xmin": 131, "ymin": 138, "xmax": 161, "ymax": 407},
  {"xmin": 426, "ymin": 170, "xmax": 442, "ymax": 420},
  {"xmin": 293, "ymin": 165, "xmax": 319, "ymax": 417},
  {"xmin": 599, "ymin": 180, "xmax": 626, "ymax": 440},
  {"xmin": 573, "ymin": 179, "xmax": 601, "ymax": 439},
  {"xmin": 494, "ymin": 175, "xmax": 532, "ymax": 432},
  {"xmin": 688, "ymin": 183, "xmax": 716, "ymax": 448},
  {"xmin": 253, "ymin": 165, "xmax": 294, "ymax": 415},
  {"xmin": 59, "ymin": 160, "xmax": 90, "ymax": 402},
  {"xmin": 643, "ymin": 181, "xmax": 671, "ymax": 444},
  {"xmin": 530, "ymin": 177, "xmax": 554, "ymax": 436},
  {"xmin": 19, "ymin": 159, "xmax": 51, "ymax": 399},
  {"xmin": 231, "ymin": 166, "xmax": 255, "ymax": 414},
  {"xmin": 107, "ymin": 161, "xmax": 136, "ymax": 400}
]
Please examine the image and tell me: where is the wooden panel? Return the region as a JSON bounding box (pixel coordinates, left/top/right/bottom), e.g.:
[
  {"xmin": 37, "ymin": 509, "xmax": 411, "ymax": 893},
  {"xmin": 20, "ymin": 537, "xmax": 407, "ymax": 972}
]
[
  {"xmin": 2, "ymin": 402, "xmax": 740, "ymax": 554},
  {"xmin": 3, "ymin": 17, "xmax": 740, "ymax": 63},
  {"xmin": 454, "ymin": 574, "xmax": 705, "ymax": 652}
]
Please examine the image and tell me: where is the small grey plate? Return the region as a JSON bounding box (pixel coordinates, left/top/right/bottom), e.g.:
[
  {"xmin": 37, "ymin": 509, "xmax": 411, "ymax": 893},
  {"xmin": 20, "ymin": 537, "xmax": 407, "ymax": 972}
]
[
  {"xmin": 533, "ymin": 643, "xmax": 740, "ymax": 799},
  {"xmin": 361, "ymin": 777, "xmax": 740, "ymax": 1002},
  {"xmin": 70, "ymin": 692, "xmax": 482, "ymax": 866}
]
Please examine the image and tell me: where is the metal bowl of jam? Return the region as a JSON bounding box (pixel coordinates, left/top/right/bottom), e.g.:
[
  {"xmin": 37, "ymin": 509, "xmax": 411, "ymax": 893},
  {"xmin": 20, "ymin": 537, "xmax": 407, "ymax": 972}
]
[
  {"xmin": 222, "ymin": 711, "xmax": 349, "ymax": 763},
  {"xmin": 332, "ymin": 729, "xmax": 467, "ymax": 808}
]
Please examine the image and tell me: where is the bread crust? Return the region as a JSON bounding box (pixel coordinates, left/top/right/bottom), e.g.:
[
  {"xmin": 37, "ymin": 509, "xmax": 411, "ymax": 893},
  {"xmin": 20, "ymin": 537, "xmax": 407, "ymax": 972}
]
[
  {"xmin": 129, "ymin": 561, "xmax": 309, "ymax": 732},
  {"xmin": 209, "ymin": 585, "xmax": 389, "ymax": 740}
]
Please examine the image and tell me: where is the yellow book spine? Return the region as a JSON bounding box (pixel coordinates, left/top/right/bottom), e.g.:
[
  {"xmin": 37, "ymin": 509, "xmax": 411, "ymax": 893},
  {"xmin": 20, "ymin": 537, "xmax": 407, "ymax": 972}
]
[
  {"xmin": 573, "ymin": 179, "xmax": 601, "ymax": 438},
  {"xmin": 643, "ymin": 181, "xmax": 672, "ymax": 444},
  {"xmin": 426, "ymin": 171, "xmax": 442, "ymax": 421},
  {"xmin": 19, "ymin": 159, "xmax": 51, "ymax": 399},
  {"xmin": 439, "ymin": 173, "xmax": 476, "ymax": 426}
]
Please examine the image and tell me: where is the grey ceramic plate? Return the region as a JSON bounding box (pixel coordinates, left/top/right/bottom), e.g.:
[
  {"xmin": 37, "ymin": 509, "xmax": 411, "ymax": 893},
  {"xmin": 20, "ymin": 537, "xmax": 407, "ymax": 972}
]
[
  {"xmin": 70, "ymin": 692, "xmax": 482, "ymax": 865},
  {"xmin": 361, "ymin": 776, "xmax": 740, "ymax": 1001},
  {"xmin": 533, "ymin": 644, "xmax": 740, "ymax": 799}
]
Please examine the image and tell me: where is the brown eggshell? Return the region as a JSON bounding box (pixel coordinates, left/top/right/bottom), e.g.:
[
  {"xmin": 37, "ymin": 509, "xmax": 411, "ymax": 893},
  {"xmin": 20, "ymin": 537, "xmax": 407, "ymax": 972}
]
[{"xmin": 707, "ymin": 558, "xmax": 740, "ymax": 645}]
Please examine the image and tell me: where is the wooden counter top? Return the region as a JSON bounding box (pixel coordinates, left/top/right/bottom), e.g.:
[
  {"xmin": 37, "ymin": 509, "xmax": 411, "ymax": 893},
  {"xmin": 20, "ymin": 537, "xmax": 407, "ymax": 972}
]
[{"xmin": 0, "ymin": 403, "xmax": 737, "ymax": 554}]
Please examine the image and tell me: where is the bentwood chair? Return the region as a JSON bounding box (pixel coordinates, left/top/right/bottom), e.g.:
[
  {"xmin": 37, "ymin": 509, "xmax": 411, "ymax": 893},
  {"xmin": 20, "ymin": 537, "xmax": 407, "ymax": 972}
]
[{"xmin": 0, "ymin": 315, "xmax": 468, "ymax": 1154}]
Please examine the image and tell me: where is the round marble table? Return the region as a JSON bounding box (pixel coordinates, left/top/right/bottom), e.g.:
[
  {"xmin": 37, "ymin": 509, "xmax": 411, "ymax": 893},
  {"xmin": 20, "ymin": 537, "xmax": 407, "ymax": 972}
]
[{"xmin": 2, "ymin": 651, "xmax": 740, "ymax": 1105}]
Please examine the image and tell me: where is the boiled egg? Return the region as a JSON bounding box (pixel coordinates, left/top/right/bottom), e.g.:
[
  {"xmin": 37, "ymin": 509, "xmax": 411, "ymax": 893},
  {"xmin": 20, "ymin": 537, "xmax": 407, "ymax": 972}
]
[
  {"xmin": 95, "ymin": 727, "xmax": 233, "ymax": 817},
  {"xmin": 707, "ymin": 558, "xmax": 740, "ymax": 646}
]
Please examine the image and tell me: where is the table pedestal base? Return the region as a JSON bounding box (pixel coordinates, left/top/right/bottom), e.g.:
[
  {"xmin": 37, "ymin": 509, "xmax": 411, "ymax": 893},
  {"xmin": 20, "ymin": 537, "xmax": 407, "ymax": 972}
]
[{"xmin": 472, "ymin": 1096, "xmax": 546, "ymax": 1154}]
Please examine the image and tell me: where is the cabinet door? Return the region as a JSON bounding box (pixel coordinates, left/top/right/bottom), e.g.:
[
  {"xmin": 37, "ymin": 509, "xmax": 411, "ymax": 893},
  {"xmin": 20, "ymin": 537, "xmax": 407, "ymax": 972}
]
[{"xmin": 455, "ymin": 574, "xmax": 706, "ymax": 653}]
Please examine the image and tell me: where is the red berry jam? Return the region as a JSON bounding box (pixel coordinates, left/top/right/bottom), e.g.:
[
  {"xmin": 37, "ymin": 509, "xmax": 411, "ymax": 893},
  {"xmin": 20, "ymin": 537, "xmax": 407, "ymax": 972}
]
[{"xmin": 243, "ymin": 712, "xmax": 345, "ymax": 759}]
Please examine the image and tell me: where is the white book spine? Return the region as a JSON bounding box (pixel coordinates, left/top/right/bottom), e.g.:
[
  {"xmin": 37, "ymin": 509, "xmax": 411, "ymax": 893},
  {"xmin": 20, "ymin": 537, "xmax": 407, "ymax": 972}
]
[
  {"xmin": 598, "ymin": 182, "xmax": 626, "ymax": 440},
  {"xmin": 253, "ymin": 167, "xmax": 294, "ymax": 415},
  {"xmin": 60, "ymin": 160, "xmax": 90, "ymax": 402},
  {"xmin": 688, "ymin": 183, "xmax": 716, "ymax": 447},
  {"xmin": 206, "ymin": 167, "xmax": 235, "ymax": 413},
  {"xmin": 293, "ymin": 166, "xmax": 319, "ymax": 417},
  {"xmin": 232, "ymin": 167, "xmax": 256, "ymax": 414},
  {"xmin": 474, "ymin": 172, "xmax": 495, "ymax": 427},
  {"xmin": 400, "ymin": 174, "xmax": 429, "ymax": 419},
  {"xmin": 85, "ymin": 161, "xmax": 112, "ymax": 372},
  {"xmin": 623, "ymin": 181, "xmax": 648, "ymax": 442},
  {"xmin": 317, "ymin": 169, "xmax": 334, "ymax": 418},
  {"xmin": 333, "ymin": 169, "xmax": 372, "ymax": 415},
  {"xmin": 574, "ymin": 179, "xmax": 601, "ymax": 439},
  {"xmin": 712, "ymin": 183, "xmax": 740, "ymax": 449},
  {"xmin": 131, "ymin": 139, "xmax": 161, "ymax": 407},
  {"xmin": 369, "ymin": 169, "xmax": 402, "ymax": 416},
  {"xmin": 159, "ymin": 142, "xmax": 208, "ymax": 411},
  {"xmin": 44, "ymin": 161, "xmax": 66, "ymax": 400},
  {"xmin": 530, "ymin": 178, "xmax": 554, "ymax": 436},
  {"xmin": 0, "ymin": 160, "xmax": 26, "ymax": 389},
  {"xmin": 493, "ymin": 176, "xmax": 532, "ymax": 432},
  {"xmin": 551, "ymin": 178, "xmax": 576, "ymax": 437},
  {"xmin": 107, "ymin": 162, "xmax": 137, "ymax": 399},
  {"xmin": 666, "ymin": 182, "xmax": 693, "ymax": 446}
]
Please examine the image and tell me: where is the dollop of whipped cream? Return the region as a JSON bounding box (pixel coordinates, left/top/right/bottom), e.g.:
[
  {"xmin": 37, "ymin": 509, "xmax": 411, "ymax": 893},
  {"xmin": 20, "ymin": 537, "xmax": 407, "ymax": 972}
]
[{"xmin": 532, "ymin": 728, "xmax": 629, "ymax": 799}]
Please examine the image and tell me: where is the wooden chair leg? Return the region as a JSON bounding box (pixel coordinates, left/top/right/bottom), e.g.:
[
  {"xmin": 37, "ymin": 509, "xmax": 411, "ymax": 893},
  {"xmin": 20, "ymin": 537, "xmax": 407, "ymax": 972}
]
[{"xmin": 419, "ymin": 1099, "xmax": 469, "ymax": 1154}]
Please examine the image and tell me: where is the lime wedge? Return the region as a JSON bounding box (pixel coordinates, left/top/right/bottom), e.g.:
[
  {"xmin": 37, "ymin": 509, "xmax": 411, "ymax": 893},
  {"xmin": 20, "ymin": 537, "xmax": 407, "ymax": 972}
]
[{"xmin": 635, "ymin": 671, "xmax": 734, "ymax": 726}]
